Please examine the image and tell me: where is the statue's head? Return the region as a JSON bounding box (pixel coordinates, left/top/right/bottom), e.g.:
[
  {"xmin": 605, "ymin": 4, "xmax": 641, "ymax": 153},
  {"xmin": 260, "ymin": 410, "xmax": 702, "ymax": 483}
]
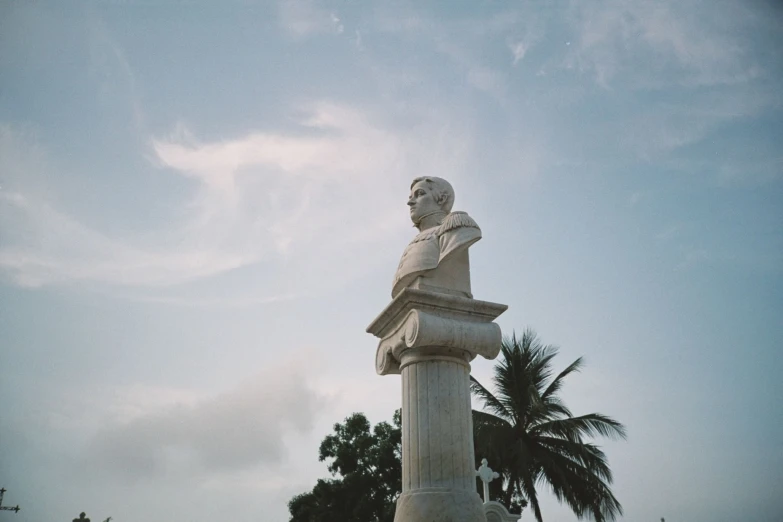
[{"xmin": 408, "ymin": 176, "xmax": 454, "ymax": 226}]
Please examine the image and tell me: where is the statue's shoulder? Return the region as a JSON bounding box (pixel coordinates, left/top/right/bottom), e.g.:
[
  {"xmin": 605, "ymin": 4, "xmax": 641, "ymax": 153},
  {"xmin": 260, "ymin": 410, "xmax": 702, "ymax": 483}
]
[{"xmin": 437, "ymin": 211, "xmax": 480, "ymax": 236}]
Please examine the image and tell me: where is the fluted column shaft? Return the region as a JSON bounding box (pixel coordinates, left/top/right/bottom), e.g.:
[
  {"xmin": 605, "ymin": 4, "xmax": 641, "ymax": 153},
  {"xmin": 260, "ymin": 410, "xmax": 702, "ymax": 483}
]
[
  {"xmin": 400, "ymin": 354, "xmax": 476, "ymax": 492},
  {"xmin": 392, "ymin": 349, "xmax": 486, "ymax": 522}
]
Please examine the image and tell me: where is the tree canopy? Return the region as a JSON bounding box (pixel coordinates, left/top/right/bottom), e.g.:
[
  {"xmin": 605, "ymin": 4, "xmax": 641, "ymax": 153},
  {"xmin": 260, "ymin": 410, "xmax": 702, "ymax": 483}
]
[{"xmin": 288, "ymin": 411, "xmax": 401, "ymax": 522}]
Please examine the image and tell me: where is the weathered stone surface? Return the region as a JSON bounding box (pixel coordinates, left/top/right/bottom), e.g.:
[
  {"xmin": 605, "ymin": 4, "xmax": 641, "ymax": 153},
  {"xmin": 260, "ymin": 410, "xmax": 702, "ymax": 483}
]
[
  {"xmin": 392, "ymin": 177, "xmax": 481, "ymax": 299},
  {"xmin": 483, "ymin": 502, "xmax": 521, "ymax": 522},
  {"xmin": 394, "ymin": 488, "xmax": 486, "ymax": 522},
  {"xmin": 369, "ymin": 288, "xmax": 507, "ymax": 376}
]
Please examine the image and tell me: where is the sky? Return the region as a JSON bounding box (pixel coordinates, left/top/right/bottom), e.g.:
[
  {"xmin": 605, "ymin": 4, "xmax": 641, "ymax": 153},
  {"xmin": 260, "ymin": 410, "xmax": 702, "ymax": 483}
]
[{"xmin": 0, "ymin": 1, "xmax": 781, "ymax": 521}]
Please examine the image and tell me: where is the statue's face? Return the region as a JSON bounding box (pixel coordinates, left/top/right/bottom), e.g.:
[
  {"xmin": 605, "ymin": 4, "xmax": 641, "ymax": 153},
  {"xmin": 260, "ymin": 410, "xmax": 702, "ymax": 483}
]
[{"xmin": 408, "ymin": 180, "xmax": 441, "ymax": 223}]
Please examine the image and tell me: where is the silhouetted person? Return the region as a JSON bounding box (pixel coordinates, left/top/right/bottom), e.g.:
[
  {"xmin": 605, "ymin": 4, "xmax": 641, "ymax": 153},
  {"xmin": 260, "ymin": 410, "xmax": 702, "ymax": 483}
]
[{"xmin": 73, "ymin": 512, "xmax": 90, "ymax": 522}]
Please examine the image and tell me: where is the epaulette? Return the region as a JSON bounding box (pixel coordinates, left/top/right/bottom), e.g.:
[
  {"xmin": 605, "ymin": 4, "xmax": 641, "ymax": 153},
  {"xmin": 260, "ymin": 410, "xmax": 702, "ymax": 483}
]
[{"xmin": 437, "ymin": 211, "xmax": 479, "ymax": 235}]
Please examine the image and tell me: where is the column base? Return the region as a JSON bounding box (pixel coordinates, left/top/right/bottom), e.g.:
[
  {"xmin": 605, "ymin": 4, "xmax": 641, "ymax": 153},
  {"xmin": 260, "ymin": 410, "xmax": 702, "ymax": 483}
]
[{"xmin": 394, "ymin": 488, "xmax": 487, "ymax": 522}]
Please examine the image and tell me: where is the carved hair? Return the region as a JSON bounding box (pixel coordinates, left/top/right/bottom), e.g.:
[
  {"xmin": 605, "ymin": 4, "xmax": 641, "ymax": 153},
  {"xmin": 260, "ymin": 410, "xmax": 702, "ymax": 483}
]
[{"xmin": 411, "ymin": 176, "xmax": 455, "ymax": 213}]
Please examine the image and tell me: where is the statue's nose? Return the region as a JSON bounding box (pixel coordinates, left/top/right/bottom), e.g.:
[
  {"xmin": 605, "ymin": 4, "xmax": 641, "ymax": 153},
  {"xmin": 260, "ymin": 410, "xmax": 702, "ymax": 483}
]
[{"xmin": 407, "ymin": 199, "xmax": 414, "ymax": 207}]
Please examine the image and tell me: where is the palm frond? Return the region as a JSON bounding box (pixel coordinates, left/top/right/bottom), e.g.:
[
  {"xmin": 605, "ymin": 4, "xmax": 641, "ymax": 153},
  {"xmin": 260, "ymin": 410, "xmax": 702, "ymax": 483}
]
[
  {"xmin": 494, "ymin": 331, "xmax": 557, "ymax": 427},
  {"xmin": 534, "ymin": 436, "xmax": 613, "ymax": 483},
  {"xmin": 470, "ymin": 375, "xmax": 512, "ymax": 421},
  {"xmin": 532, "ymin": 413, "xmax": 628, "ymax": 442},
  {"xmin": 528, "ymin": 395, "xmax": 573, "ymax": 427},
  {"xmin": 531, "ymin": 440, "xmax": 623, "ymax": 522},
  {"xmin": 472, "ymin": 410, "xmax": 515, "ymax": 477},
  {"xmin": 473, "ymin": 410, "xmax": 514, "ymax": 452},
  {"xmin": 473, "ymin": 409, "xmax": 512, "ymax": 428},
  {"xmin": 519, "ymin": 469, "xmax": 543, "ymax": 522},
  {"xmin": 542, "ymin": 357, "xmax": 583, "ymax": 400}
]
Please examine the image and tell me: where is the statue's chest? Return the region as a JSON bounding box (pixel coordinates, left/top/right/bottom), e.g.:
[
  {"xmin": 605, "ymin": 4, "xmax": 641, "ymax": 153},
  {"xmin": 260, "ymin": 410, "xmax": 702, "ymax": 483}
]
[{"xmin": 396, "ymin": 231, "xmax": 439, "ymax": 272}]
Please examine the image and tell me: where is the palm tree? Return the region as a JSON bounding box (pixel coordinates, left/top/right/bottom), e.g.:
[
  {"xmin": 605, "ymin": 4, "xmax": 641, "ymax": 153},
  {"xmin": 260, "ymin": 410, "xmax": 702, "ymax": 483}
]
[{"xmin": 471, "ymin": 329, "xmax": 626, "ymax": 522}]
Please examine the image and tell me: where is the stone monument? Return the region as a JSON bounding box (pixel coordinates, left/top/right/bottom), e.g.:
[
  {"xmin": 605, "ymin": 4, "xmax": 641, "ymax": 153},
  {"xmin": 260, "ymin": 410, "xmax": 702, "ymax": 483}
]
[
  {"xmin": 367, "ymin": 177, "xmax": 507, "ymax": 522},
  {"xmin": 476, "ymin": 459, "xmax": 521, "ymax": 522},
  {"xmin": 476, "ymin": 458, "xmax": 500, "ymax": 504}
]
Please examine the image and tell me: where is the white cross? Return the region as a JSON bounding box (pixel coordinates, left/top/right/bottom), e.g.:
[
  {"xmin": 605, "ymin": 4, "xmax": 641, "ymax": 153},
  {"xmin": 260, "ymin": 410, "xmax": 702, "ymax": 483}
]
[{"xmin": 476, "ymin": 458, "xmax": 500, "ymax": 503}]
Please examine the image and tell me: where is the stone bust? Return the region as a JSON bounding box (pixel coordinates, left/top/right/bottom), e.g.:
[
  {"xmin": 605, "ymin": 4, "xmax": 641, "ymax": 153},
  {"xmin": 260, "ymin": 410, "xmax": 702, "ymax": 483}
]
[{"xmin": 392, "ymin": 176, "xmax": 481, "ymax": 298}]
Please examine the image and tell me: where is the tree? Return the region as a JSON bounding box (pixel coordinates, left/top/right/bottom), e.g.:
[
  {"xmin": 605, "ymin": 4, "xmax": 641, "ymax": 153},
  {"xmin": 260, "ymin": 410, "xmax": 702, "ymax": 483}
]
[
  {"xmin": 288, "ymin": 411, "xmax": 402, "ymax": 522},
  {"xmin": 471, "ymin": 329, "xmax": 627, "ymax": 522}
]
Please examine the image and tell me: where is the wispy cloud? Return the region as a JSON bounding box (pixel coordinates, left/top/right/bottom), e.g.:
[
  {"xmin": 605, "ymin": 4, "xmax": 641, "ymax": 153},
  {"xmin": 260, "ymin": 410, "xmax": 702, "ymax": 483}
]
[
  {"xmin": 370, "ymin": 6, "xmax": 512, "ymax": 101},
  {"xmin": 508, "ymin": 40, "xmax": 528, "ymax": 65},
  {"xmin": 556, "ymin": 83, "xmax": 782, "ymax": 164},
  {"xmin": 656, "ymin": 223, "xmax": 683, "ymax": 242},
  {"xmin": 278, "ymin": 0, "xmax": 345, "ymax": 39},
  {"xmin": 153, "ymin": 103, "xmax": 398, "ymax": 189},
  {"xmin": 433, "ymin": 37, "xmax": 508, "ymax": 100},
  {"xmin": 0, "ymin": 184, "xmax": 250, "ymax": 288},
  {"xmin": 0, "ymin": 101, "xmax": 472, "ymax": 292},
  {"xmin": 715, "ymin": 156, "xmax": 783, "ymax": 187},
  {"xmin": 503, "ymin": 7, "xmax": 546, "ymax": 67},
  {"xmin": 565, "ymin": 0, "xmax": 770, "ymax": 88}
]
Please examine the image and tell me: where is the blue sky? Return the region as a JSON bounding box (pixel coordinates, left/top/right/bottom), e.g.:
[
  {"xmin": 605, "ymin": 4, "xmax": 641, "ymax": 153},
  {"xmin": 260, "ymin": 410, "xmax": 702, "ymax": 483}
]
[{"xmin": 1, "ymin": 1, "xmax": 781, "ymax": 521}]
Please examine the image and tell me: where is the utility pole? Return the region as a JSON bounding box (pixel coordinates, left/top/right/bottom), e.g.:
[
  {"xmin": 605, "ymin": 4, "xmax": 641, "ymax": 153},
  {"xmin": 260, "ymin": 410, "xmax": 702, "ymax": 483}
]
[{"xmin": 0, "ymin": 487, "xmax": 21, "ymax": 514}]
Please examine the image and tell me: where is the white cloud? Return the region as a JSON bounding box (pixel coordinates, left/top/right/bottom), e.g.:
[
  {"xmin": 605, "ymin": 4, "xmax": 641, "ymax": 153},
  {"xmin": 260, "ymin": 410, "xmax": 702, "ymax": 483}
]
[
  {"xmin": 331, "ymin": 13, "xmax": 344, "ymax": 34},
  {"xmin": 278, "ymin": 0, "xmax": 345, "ymax": 38},
  {"xmin": 152, "ymin": 103, "xmax": 398, "ymax": 189},
  {"xmin": 89, "ymin": 361, "xmax": 327, "ymax": 479},
  {"xmin": 504, "ymin": 8, "xmax": 545, "ymax": 67},
  {"xmin": 352, "ymin": 28, "xmax": 363, "ymax": 50},
  {"xmin": 509, "ymin": 40, "xmax": 528, "ymax": 65}
]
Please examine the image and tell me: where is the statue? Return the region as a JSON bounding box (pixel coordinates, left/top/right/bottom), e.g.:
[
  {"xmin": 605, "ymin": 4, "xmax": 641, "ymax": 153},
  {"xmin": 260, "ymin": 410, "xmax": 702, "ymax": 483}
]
[
  {"xmin": 368, "ymin": 176, "xmax": 507, "ymax": 522},
  {"xmin": 392, "ymin": 176, "xmax": 481, "ymax": 299},
  {"xmin": 73, "ymin": 513, "xmax": 90, "ymax": 522}
]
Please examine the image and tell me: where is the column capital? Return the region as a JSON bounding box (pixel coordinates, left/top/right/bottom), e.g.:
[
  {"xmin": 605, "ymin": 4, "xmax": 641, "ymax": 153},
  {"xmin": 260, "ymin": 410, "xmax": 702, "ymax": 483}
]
[{"xmin": 367, "ymin": 288, "xmax": 507, "ymax": 375}]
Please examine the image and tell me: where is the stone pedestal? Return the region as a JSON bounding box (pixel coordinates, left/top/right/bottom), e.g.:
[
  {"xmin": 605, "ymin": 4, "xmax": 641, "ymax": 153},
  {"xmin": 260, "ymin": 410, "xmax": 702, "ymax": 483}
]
[{"xmin": 368, "ymin": 288, "xmax": 507, "ymax": 522}]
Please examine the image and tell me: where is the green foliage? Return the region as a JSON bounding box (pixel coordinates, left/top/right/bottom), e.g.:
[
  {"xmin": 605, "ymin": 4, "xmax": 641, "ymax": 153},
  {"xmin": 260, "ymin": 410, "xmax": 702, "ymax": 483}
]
[
  {"xmin": 471, "ymin": 329, "xmax": 627, "ymax": 522},
  {"xmin": 288, "ymin": 411, "xmax": 402, "ymax": 522}
]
